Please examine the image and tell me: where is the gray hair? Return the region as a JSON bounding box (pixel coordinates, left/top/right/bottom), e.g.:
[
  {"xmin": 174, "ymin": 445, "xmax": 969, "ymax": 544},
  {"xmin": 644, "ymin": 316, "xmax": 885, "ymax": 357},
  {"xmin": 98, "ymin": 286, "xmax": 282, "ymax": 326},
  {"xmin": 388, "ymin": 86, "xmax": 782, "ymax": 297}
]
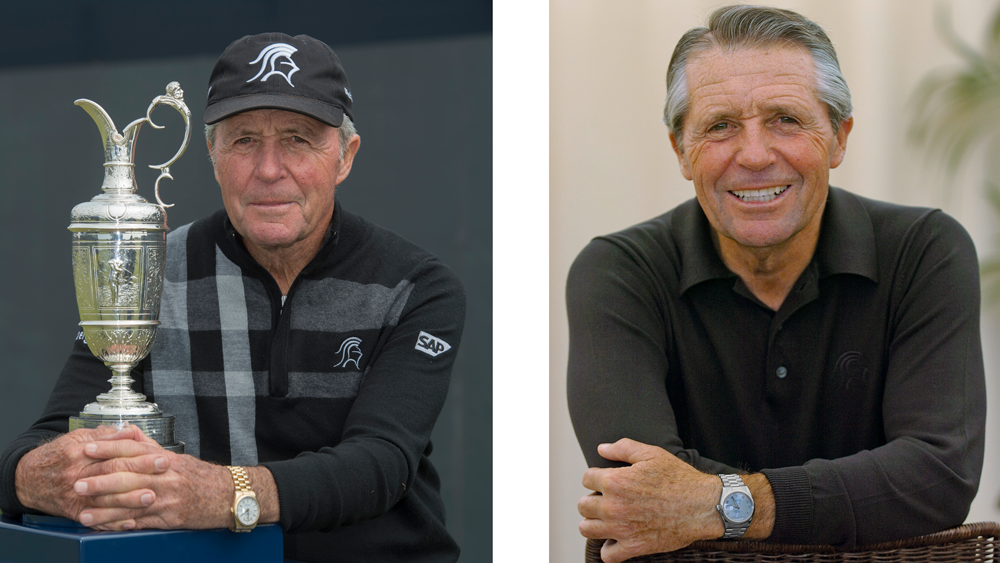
[
  {"xmin": 205, "ymin": 114, "xmax": 358, "ymax": 162},
  {"xmin": 665, "ymin": 5, "xmax": 852, "ymax": 153}
]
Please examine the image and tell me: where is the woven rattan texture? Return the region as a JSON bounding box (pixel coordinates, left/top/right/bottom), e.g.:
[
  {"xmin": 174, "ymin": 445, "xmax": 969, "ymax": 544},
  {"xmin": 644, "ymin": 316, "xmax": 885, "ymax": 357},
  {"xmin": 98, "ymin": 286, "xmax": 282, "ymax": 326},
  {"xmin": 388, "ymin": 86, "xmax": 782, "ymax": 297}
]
[{"xmin": 584, "ymin": 522, "xmax": 1000, "ymax": 563}]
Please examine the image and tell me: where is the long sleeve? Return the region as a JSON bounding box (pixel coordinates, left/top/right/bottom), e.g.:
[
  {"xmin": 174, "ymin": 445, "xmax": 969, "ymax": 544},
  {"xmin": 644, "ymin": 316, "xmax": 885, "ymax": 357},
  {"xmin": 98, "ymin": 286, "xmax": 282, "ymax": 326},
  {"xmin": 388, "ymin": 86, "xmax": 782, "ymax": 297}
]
[
  {"xmin": 564, "ymin": 194, "xmax": 985, "ymax": 548},
  {"xmin": 761, "ymin": 209, "xmax": 985, "ymax": 545},
  {"xmin": 259, "ymin": 260, "xmax": 466, "ymax": 533},
  {"xmin": 566, "ymin": 235, "xmax": 741, "ymax": 476},
  {"xmin": 0, "ymin": 335, "xmax": 117, "ymax": 516}
]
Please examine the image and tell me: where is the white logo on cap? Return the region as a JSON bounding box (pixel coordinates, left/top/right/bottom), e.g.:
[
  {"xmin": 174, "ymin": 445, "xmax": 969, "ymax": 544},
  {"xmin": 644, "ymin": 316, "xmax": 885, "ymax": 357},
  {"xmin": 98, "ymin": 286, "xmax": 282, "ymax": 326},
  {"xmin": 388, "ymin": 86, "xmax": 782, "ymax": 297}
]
[
  {"xmin": 247, "ymin": 43, "xmax": 300, "ymax": 87},
  {"xmin": 344, "ymin": 87, "xmax": 353, "ymax": 102}
]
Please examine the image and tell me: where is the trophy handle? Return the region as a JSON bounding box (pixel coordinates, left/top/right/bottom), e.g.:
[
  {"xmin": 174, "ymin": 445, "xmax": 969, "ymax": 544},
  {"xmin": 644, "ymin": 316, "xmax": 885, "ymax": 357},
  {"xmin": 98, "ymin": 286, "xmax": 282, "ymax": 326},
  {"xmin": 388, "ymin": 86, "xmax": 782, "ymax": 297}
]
[{"xmin": 121, "ymin": 82, "xmax": 192, "ymax": 208}]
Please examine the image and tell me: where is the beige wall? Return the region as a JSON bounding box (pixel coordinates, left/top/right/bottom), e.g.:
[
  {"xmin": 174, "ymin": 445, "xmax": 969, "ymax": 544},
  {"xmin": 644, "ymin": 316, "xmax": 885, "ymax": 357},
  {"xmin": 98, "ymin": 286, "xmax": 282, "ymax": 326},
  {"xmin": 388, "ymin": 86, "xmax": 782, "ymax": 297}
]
[{"xmin": 550, "ymin": 1, "xmax": 1000, "ymax": 561}]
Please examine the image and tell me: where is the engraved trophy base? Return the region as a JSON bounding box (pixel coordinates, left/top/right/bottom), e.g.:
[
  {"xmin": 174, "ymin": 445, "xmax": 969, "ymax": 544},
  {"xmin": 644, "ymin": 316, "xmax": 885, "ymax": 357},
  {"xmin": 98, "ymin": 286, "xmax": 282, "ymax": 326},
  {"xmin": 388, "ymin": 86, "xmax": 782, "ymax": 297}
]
[{"xmin": 69, "ymin": 412, "xmax": 184, "ymax": 454}]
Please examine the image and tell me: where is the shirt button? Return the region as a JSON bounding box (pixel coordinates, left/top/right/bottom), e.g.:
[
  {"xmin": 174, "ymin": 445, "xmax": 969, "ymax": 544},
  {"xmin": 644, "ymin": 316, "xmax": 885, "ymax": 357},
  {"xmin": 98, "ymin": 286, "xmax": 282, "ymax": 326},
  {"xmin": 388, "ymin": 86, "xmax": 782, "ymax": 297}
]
[{"xmin": 776, "ymin": 366, "xmax": 788, "ymax": 379}]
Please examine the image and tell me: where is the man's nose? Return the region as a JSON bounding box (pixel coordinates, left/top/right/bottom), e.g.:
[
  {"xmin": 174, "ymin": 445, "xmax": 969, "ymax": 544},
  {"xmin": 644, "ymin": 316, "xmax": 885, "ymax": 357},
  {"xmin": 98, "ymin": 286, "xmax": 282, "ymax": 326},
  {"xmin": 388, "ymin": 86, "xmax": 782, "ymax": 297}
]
[
  {"xmin": 255, "ymin": 140, "xmax": 285, "ymax": 181},
  {"xmin": 734, "ymin": 125, "xmax": 775, "ymax": 171}
]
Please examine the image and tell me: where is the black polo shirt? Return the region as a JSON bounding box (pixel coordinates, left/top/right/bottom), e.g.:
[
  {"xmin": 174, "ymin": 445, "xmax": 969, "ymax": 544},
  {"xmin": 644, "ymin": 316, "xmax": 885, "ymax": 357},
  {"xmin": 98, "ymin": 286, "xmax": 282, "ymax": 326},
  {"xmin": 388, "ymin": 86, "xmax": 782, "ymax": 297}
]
[{"xmin": 567, "ymin": 187, "xmax": 985, "ymax": 548}]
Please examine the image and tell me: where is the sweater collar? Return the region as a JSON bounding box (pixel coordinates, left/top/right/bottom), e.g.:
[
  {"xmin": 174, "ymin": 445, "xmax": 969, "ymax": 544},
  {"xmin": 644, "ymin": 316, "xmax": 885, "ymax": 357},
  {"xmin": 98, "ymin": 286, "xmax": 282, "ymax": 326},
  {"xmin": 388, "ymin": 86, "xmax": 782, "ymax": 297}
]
[
  {"xmin": 674, "ymin": 186, "xmax": 879, "ymax": 294},
  {"xmin": 219, "ymin": 201, "xmax": 343, "ymax": 275}
]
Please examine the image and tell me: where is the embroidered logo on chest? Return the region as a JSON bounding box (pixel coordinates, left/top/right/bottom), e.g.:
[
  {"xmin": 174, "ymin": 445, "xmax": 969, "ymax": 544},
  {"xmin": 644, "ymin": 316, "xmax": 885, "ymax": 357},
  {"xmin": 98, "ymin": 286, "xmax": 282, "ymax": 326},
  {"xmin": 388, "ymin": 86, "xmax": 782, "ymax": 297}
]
[
  {"xmin": 334, "ymin": 336, "xmax": 363, "ymax": 369},
  {"xmin": 836, "ymin": 351, "xmax": 869, "ymax": 390}
]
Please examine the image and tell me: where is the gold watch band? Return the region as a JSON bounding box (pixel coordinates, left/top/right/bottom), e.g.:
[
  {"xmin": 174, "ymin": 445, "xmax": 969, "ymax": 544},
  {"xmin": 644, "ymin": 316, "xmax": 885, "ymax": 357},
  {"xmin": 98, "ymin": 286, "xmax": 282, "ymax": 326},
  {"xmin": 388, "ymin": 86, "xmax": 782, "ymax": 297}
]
[
  {"xmin": 228, "ymin": 465, "xmax": 253, "ymax": 493},
  {"xmin": 227, "ymin": 465, "xmax": 259, "ymax": 532}
]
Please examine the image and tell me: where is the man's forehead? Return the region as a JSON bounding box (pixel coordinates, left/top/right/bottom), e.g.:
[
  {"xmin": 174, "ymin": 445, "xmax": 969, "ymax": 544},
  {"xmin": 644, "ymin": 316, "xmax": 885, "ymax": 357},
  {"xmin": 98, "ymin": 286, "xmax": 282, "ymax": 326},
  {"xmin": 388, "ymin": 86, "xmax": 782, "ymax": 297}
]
[
  {"xmin": 684, "ymin": 46, "xmax": 819, "ymax": 115},
  {"xmin": 220, "ymin": 108, "xmax": 331, "ymax": 134},
  {"xmin": 687, "ymin": 45, "xmax": 815, "ymax": 87}
]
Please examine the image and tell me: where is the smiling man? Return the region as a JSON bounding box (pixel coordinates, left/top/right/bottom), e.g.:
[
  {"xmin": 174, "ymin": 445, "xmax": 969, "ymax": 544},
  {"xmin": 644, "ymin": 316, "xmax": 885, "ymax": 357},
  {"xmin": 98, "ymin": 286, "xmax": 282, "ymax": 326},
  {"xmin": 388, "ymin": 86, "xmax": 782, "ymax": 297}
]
[
  {"xmin": 0, "ymin": 33, "xmax": 465, "ymax": 563},
  {"xmin": 567, "ymin": 6, "xmax": 985, "ymax": 563}
]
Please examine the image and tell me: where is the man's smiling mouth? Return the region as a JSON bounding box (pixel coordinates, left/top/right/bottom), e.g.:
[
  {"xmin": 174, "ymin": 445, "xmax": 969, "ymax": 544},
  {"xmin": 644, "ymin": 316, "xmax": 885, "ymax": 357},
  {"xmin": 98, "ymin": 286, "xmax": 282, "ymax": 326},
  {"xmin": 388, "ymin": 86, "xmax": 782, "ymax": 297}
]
[{"xmin": 730, "ymin": 185, "xmax": 789, "ymax": 203}]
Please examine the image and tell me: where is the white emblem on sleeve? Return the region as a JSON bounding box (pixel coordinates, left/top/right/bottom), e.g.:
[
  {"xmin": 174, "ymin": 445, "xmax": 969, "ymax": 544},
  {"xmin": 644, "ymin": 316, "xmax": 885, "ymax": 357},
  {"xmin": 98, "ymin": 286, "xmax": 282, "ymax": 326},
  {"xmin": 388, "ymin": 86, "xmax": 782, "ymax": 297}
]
[
  {"xmin": 247, "ymin": 43, "xmax": 300, "ymax": 87},
  {"xmin": 415, "ymin": 331, "xmax": 451, "ymax": 357}
]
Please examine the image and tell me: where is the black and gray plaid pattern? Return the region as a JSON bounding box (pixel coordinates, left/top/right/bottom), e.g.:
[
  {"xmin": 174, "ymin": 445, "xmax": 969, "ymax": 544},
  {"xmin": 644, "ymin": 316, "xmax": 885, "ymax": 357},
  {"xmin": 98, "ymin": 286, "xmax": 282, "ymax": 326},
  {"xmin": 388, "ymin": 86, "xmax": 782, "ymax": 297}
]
[
  {"xmin": 145, "ymin": 208, "xmax": 424, "ymax": 468},
  {"xmin": 2, "ymin": 202, "xmax": 464, "ymax": 559}
]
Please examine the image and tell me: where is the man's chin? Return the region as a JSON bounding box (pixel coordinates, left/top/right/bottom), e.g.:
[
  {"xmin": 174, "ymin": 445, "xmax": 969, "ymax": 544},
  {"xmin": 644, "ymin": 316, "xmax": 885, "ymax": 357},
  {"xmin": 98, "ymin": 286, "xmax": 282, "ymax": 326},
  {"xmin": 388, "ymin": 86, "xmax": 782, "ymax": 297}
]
[
  {"xmin": 721, "ymin": 224, "xmax": 800, "ymax": 250},
  {"xmin": 241, "ymin": 227, "xmax": 304, "ymax": 252}
]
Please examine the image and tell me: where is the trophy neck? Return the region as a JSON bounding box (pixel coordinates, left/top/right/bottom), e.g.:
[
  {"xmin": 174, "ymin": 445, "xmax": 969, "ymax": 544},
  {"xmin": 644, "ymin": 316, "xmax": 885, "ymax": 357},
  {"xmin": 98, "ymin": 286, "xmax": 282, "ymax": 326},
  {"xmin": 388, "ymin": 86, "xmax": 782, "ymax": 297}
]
[
  {"xmin": 101, "ymin": 125, "xmax": 140, "ymax": 195},
  {"xmin": 102, "ymin": 162, "xmax": 138, "ymax": 195}
]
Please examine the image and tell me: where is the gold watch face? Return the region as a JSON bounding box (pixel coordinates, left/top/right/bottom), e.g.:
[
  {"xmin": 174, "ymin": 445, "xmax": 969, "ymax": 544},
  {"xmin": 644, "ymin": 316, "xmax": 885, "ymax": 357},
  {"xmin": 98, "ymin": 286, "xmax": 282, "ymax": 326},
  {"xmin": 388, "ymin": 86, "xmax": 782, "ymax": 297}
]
[{"xmin": 235, "ymin": 496, "xmax": 260, "ymax": 526}]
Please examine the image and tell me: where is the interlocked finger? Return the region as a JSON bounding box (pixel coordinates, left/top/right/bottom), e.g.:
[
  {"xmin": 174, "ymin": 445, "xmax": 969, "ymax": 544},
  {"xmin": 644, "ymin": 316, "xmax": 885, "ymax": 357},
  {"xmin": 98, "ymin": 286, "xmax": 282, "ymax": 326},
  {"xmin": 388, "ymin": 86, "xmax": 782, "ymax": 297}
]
[
  {"xmin": 75, "ymin": 471, "xmax": 155, "ymax": 497},
  {"xmin": 82, "ymin": 437, "xmax": 164, "ymax": 461},
  {"xmin": 80, "ymin": 488, "xmax": 156, "ymax": 510},
  {"xmin": 78, "ymin": 453, "xmax": 169, "ymax": 480},
  {"xmin": 78, "ymin": 506, "xmax": 144, "ymax": 529},
  {"xmin": 90, "ymin": 518, "xmax": 138, "ymax": 532}
]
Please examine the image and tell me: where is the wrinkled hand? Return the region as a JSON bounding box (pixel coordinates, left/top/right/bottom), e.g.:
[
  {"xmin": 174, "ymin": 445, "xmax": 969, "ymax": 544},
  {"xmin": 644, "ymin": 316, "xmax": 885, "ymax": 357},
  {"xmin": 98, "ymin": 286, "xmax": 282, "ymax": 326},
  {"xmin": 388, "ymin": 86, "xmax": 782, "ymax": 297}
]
[
  {"xmin": 14, "ymin": 425, "xmax": 161, "ymax": 522},
  {"xmin": 71, "ymin": 426, "xmax": 231, "ymax": 531},
  {"xmin": 578, "ymin": 438, "xmax": 723, "ymax": 563}
]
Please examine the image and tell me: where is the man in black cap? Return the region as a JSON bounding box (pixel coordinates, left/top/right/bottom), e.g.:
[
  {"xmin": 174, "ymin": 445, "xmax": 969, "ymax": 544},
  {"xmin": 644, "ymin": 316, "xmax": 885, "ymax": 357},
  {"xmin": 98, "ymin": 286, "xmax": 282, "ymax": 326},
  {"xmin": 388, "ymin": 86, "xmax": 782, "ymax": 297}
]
[{"xmin": 0, "ymin": 33, "xmax": 464, "ymax": 563}]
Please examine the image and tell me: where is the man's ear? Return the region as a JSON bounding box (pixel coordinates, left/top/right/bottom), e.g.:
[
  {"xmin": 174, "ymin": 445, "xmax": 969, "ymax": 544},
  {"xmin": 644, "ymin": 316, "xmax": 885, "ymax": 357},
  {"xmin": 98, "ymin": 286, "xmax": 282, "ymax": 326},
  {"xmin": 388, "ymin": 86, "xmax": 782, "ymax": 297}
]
[
  {"xmin": 829, "ymin": 116, "xmax": 853, "ymax": 169},
  {"xmin": 335, "ymin": 134, "xmax": 362, "ymax": 185},
  {"xmin": 670, "ymin": 132, "xmax": 693, "ymax": 180},
  {"xmin": 206, "ymin": 139, "xmax": 222, "ymax": 186}
]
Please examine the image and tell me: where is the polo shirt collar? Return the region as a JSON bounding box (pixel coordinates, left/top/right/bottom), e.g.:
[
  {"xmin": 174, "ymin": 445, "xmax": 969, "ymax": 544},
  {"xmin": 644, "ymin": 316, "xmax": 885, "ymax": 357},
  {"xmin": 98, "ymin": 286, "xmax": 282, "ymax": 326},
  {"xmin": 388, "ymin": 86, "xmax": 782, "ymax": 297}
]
[
  {"xmin": 815, "ymin": 187, "xmax": 879, "ymax": 282},
  {"xmin": 673, "ymin": 186, "xmax": 879, "ymax": 294}
]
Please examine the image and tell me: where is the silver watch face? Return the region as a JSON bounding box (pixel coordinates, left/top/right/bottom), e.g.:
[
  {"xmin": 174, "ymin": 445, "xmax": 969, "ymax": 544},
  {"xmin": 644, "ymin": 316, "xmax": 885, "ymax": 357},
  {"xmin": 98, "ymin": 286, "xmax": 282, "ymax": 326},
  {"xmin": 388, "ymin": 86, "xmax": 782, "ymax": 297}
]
[
  {"xmin": 722, "ymin": 491, "xmax": 753, "ymax": 523},
  {"xmin": 236, "ymin": 496, "xmax": 260, "ymax": 526}
]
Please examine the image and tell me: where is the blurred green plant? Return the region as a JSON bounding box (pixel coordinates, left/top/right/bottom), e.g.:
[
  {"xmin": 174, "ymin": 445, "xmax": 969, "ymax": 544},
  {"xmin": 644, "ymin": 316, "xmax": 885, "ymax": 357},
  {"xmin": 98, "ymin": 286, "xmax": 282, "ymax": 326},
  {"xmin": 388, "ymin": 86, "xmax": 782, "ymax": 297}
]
[{"xmin": 908, "ymin": 3, "xmax": 1000, "ymax": 304}]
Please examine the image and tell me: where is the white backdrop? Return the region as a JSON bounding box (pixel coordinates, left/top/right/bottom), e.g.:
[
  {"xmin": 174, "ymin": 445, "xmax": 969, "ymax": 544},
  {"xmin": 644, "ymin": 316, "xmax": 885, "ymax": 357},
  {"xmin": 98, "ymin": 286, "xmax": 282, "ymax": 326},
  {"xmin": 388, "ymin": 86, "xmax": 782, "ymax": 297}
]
[{"xmin": 549, "ymin": 1, "xmax": 1000, "ymax": 561}]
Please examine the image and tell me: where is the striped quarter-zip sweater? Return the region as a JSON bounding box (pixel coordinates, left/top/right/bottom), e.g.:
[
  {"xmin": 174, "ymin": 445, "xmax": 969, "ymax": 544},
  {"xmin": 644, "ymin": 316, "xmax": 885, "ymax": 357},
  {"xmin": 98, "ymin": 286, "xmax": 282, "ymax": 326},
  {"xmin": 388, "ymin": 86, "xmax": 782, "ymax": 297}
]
[{"xmin": 0, "ymin": 202, "xmax": 466, "ymax": 562}]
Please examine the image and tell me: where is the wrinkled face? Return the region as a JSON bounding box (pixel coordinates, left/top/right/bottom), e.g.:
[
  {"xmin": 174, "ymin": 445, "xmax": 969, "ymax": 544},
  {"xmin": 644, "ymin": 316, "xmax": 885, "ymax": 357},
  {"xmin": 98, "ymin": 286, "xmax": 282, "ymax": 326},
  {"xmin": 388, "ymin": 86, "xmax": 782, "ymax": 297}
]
[
  {"xmin": 671, "ymin": 46, "xmax": 851, "ymax": 250},
  {"xmin": 209, "ymin": 109, "xmax": 358, "ymax": 254}
]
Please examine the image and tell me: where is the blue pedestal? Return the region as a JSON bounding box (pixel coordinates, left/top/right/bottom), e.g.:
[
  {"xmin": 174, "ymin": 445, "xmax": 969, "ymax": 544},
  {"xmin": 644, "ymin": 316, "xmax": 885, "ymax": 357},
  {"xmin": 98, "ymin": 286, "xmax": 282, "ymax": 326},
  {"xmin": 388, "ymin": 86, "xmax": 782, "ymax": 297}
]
[{"xmin": 0, "ymin": 514, "xmax": 284, "ymax": 563}]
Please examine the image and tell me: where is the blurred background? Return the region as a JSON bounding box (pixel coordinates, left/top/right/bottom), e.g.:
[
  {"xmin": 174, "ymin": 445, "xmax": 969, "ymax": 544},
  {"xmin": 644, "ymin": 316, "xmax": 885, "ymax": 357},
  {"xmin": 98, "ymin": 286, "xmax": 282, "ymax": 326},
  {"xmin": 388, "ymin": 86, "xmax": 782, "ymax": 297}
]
[
  {"xmin": 550, "ymin": 0, "xmax": 1000, "ymax": 561},
  {"xmin": 0, "ymin": 1, "xmax": 492, "ymax": 560}
]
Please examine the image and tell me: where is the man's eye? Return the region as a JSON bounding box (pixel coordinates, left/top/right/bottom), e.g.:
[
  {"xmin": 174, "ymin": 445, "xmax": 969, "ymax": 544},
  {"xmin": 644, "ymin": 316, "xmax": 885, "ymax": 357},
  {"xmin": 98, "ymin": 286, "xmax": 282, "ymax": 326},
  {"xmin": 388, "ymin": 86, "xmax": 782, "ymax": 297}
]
[
  {"xmin": 236, "ymin": 137, "xmax": 253, "ymax": 145},
  {"xmin": 778, "ymin": 116, "xmax": 798, "ymax": 125},
  {"xmin": 710, "ymin": 122, "xmax": 729, "ymax": 131}
]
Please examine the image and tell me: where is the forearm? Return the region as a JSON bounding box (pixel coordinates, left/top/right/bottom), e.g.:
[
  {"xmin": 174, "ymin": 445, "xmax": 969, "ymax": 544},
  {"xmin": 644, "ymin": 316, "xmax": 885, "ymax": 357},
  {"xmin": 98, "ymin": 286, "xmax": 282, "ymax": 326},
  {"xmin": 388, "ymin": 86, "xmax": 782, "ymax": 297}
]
[
  {"xmin": 761, "ymin": 437, "xmax": 981, "ymax": 547},
  {"xmin": 174, "ymin": 463, "xmax": 281, "ymax": 528},
  {"xmin": 246, "ymin": 465, "xmax": 280, "ymax": 524},
  {"xmin": 742, "ymin": 474, "xmax": 775, "ymax": 540}
]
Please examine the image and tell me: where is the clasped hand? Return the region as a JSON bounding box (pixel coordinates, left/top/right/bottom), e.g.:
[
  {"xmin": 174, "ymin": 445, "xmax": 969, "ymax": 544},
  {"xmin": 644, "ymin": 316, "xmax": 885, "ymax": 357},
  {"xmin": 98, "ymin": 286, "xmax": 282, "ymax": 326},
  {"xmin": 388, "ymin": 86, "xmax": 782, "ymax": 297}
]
[
  {"xmin": 15, "ymin": 425, "xmax": 229, "ymax": 531},
  {"xmin": 578, "ymin": 438, "xmax": 724, "ymax": 563}
]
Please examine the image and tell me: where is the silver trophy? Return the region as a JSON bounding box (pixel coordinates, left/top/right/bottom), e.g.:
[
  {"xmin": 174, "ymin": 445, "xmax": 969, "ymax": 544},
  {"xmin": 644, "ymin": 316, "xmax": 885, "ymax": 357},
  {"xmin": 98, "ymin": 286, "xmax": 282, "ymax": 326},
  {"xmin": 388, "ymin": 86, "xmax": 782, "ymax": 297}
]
[{"xmin": 67, "ymin": 83, "xmax": 190, "ymax": 454}]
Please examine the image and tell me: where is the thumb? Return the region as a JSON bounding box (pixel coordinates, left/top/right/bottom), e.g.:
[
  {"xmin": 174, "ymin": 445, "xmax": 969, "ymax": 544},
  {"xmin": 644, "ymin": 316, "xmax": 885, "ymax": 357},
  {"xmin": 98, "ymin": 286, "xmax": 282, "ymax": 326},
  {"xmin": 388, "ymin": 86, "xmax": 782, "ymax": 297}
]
[{"xmin": 597, "ymin": 438, "xmax": 656, "ymax": 465}]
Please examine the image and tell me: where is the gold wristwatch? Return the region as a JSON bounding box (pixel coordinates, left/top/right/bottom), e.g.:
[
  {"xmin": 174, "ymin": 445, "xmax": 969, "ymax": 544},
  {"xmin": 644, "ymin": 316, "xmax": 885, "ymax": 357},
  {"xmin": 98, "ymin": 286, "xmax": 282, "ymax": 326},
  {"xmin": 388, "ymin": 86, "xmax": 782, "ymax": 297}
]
[{"xmin": 227, "ymin": 466, "xmax": 260, "ymax": 532}]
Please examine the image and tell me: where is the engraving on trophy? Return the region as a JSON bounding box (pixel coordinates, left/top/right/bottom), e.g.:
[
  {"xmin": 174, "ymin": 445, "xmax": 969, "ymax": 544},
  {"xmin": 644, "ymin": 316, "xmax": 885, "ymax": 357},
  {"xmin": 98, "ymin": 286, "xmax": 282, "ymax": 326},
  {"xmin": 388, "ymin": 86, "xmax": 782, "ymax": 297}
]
[
  {"xmin": 144, "ymin": 246, "xmax": 164, "ymax": 314},
  {"xmin": 72, "ymin": 248, "xmax": 95, "ymax": 311},
  {"xmin": 95, "ymin": 247, "xmax": 142, "ymax": 309}
]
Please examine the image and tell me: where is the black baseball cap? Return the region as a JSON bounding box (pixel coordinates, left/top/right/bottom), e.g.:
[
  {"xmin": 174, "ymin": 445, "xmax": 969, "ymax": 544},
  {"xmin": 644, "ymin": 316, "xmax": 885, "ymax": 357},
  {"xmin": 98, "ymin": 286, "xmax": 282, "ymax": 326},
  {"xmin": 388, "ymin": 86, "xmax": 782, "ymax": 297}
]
[{"xmin": 204, "ymin": 32, "xmax": 354, "ymax": 127}]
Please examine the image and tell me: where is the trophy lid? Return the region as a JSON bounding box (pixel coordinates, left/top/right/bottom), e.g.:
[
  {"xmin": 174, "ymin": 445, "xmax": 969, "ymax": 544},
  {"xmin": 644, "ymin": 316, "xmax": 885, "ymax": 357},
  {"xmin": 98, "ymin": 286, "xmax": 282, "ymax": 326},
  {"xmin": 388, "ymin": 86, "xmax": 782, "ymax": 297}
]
[{"xmin": 68, "ymin": 83, "xmax": 191, "ymax": 233}]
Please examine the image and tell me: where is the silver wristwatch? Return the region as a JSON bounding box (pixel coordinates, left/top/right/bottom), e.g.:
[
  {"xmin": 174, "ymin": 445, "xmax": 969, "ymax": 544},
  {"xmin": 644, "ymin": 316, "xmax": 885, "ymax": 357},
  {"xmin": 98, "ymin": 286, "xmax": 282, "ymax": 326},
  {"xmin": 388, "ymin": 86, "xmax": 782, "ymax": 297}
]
[{"xmin": 716, "ymin": 474, "xmax": 754, "ymax": 539}]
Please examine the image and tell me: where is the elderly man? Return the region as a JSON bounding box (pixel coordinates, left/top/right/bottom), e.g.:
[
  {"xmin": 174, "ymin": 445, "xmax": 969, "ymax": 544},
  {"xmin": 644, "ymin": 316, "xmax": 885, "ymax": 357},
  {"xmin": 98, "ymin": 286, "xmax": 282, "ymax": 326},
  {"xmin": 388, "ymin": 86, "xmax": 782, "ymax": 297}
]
[
  {"xmin": 0, "ymin": 33, "xmax": 464, "ymax": 563},
  {"xmin": 567, "ymin": 6, "xmax": 985, "ymax": 563}
]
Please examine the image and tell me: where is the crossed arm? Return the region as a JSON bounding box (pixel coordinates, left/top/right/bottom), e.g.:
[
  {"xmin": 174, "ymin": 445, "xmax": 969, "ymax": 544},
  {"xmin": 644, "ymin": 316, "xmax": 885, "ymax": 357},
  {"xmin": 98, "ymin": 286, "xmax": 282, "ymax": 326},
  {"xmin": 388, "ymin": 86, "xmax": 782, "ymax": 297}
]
[
  {"xmin": 566, "ymin": 213, "xmax": 986, "ymax": 563},
  {"xmin": 13, "ymin": 424, "xmax": 279, "ymax": 531},
  {"xmin": 577, "ymin": 438, "xmax": 775, "ymax": 563}
]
